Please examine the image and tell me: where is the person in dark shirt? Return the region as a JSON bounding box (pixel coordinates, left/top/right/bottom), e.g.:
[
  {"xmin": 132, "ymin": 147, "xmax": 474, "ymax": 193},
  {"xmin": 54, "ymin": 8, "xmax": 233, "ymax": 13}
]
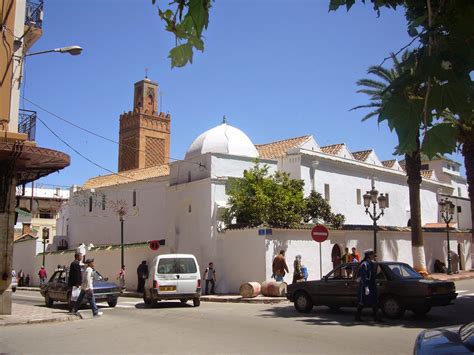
[
  {"xmin": 68, "ymin": 252, "xmax": 83, "ymax": 312},
  {"xmin": 136, "ymin": 261, "xmax": 149, "ymax": 293}
]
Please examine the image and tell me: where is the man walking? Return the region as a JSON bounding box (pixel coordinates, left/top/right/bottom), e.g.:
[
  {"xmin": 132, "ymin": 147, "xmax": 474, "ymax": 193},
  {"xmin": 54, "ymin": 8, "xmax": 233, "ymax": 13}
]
[
  {"xmin": 272, "ymin": 250, "xmax": 289, "ymax": 282},
  {"xmin": 38, "ymin": 266, "xmax": 47, "ymax": 286},
  {"xmin": 73, "ymin": 258, "xmax": 102, "ymax": 317},
  {"xmin": 136, "ymin": 261, "xmax": 149, "ymax": 293},
  {"xmin": 203, "ymin": 262, "xmax": 216, "ymax": 295},
  {"xmin": 68, "ymin": 252, "xmax": 83, "ymax": 312},
  {"xmin": 355, "ymin": 249, "xmax": 381, "ymax": 322}
]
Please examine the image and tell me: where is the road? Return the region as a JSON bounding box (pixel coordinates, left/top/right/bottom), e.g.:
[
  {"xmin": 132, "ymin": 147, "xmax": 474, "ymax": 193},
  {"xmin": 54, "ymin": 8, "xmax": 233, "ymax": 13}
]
[{"xmin": 1, "ymin": 279, "xmax": 473, "ymax": 354}]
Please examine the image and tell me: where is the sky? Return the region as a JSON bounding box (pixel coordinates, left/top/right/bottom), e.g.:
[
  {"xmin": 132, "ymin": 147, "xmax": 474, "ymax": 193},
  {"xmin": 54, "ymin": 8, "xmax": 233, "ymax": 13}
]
[{"xmin": 24, "ymin": 0, "xmax": 465, "ymax": 189}]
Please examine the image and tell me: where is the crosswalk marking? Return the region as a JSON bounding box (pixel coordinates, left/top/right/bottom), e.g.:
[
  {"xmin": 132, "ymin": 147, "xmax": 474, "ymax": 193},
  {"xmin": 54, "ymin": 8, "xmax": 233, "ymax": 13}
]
[
  {"xmin": 457, "ymin": 290, "xmax": 468, "ymax": 293},
  {"xmin": 458, "ymin": 292, "xmax": 474, "ymax": 298}
]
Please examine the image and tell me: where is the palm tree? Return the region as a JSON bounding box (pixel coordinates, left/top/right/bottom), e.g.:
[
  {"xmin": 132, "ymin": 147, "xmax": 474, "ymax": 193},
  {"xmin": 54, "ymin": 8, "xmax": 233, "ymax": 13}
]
[{"xmin": 352, "ymin": 51, "xmax": 428, "ymax": 275}]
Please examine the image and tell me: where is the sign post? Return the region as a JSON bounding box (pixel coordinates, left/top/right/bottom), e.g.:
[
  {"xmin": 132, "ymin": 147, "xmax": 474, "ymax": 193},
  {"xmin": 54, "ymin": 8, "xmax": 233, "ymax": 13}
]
[{"xmin": 311, "ymin": 225, "xmax": 329, "ymax": 279}]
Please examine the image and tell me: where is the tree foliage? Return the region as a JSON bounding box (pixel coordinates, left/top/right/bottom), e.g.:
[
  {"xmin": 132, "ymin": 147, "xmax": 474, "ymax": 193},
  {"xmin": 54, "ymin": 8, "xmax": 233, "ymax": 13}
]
[
  {"xmin": 152, "ymin": 0, "xmax": 212, "ymax": 67},
  {"xmin": 222, "ymin": 163, "xmax": 345, "ymax": 229}
]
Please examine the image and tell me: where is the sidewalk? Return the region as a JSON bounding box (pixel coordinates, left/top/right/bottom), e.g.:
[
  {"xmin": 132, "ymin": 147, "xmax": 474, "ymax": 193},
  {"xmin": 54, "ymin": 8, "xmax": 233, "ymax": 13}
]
[
  {"xmin": 425, "ymin": 270, "xmax": 474, "ymax": 281},
  {"xmin": 0, "ymin": 303, "xmax": 78, "ymax": 326}
]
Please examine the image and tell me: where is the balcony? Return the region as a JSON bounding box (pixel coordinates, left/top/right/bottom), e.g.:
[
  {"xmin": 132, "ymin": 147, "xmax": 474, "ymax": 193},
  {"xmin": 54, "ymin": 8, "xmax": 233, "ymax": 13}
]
[
  {"xmin": 25, "ymin": 0, "xmax": 44, "ymax": 29},
  {"xmin": 18, "ymin": 109, "xmax": 37, "ymax": 141}
]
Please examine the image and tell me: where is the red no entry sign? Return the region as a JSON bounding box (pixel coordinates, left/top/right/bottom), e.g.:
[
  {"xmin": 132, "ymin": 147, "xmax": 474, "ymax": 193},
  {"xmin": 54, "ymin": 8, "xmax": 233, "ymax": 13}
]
[
  {"xmin": 311, "ymin": 225, "xmax": 329, "ymax": 243},
  {"xmin": 148, "ymin": 240, "xmax": 160, "ymax": 251}
]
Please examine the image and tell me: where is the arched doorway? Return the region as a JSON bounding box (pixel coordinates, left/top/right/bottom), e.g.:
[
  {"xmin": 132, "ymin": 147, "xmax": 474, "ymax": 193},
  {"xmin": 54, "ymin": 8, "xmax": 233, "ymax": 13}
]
[{"xmin": 331, "ymin": 244, "xmax": 342, "ymax": 274}]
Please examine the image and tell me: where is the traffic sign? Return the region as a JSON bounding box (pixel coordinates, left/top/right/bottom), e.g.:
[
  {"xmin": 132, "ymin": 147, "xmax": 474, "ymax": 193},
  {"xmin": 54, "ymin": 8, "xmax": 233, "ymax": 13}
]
[
  {"xmin": 148, "ymin": 240, "xmax": 160, "ymax": 251},
  {"xmin": 311, "ymin": 225, "xmax": 329, "ymax": 243}
]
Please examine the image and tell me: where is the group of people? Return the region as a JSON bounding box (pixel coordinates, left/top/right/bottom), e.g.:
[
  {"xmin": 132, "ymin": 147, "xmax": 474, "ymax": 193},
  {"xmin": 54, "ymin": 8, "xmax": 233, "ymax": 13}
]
[
  {"xmin": 272, "ymin": 248, "xmax": 382, "ymax": 322},
  {"xmin": 11, "ymin": 269, "xmax": 30, "ymax": 286}
]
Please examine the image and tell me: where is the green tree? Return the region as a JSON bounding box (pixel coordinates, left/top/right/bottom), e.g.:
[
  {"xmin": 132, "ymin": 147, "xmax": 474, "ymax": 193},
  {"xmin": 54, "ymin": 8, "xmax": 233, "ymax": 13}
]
[{"xmin": 304, "ymin": 191, "xmax": 345, "ymax": 228}]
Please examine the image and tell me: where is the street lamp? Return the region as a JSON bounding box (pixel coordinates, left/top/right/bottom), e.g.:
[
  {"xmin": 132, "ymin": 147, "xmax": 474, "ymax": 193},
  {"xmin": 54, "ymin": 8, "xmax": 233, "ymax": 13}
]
[
  {"xmin": 438, "ymin": 198, "xmax": 455, "ymax": 275},
  {"xmin": 25, "ymin": 45, "xmax": 83, "ymax": 57},
  {"xmin": 363, "ymin": 179, "xmax": 388, "ymax": 256},
  {"xmin": 41, "ymin": 227, "xmax": 49, "ymax": 267},
  {"xmin": 118, "ymin": 207, "xmax": 126, "ymax": 270}
]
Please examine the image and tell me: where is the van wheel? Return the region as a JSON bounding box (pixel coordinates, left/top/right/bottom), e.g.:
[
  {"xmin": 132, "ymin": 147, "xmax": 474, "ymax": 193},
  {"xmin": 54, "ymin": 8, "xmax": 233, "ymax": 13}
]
[
  {"xmin": 193, "ymin": 298, "xmax": 201, "ymax": 307},
  {"xmin": 45, "ymin": 293, "xmax": 54, "ymax": 307},
  {"xmin": 143, "ymin": 291, "xmax": 152, "ymax": 305}
]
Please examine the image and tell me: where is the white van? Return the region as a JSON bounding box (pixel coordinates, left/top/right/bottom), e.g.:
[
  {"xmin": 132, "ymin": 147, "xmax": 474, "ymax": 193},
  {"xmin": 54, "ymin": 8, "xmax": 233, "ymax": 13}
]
[{"xmin": 144, "ymin": 254, "xmax": 202, "ymax": 307}]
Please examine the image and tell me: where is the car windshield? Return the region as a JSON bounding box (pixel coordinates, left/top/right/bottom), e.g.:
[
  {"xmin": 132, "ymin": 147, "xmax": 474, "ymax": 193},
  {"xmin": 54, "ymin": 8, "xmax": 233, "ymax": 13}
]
[
  {"xmin": 386, "ymin": 264, "xmax": 422, "ymax": 279},
  {"xmin": 92, "ymin": 270, "xmax": 105, "ymax": 281},
  {"xmin": 157, "ymin": 258, "xmax": 197, "ymax": 274}
]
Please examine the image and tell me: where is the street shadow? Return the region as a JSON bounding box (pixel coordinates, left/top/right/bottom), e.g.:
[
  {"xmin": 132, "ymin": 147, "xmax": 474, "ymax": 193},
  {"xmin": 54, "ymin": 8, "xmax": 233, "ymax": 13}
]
[{"xmin": 259, "ymin": 295, "xmax": 474, "ymax": 329}]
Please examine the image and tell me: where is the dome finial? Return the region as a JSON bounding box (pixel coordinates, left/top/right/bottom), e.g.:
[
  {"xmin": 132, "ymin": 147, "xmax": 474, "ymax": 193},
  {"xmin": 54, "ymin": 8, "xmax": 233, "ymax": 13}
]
[{"xmin": 222, "ymin": 115, "xmax": 227, "ymax": 124}]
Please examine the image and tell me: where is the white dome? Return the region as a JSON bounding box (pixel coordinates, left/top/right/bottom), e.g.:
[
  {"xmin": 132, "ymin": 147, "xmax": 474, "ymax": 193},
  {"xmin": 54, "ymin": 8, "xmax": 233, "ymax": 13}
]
[{"xmin": 185, "ymin": 123, "xmax": 259, "ymax": 160}]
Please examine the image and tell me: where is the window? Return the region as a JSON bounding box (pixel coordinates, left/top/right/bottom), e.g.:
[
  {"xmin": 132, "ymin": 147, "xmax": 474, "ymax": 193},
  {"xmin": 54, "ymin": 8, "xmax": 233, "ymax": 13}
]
[
  {"xmin": 89, "ymin": 196, "xmax": 93, "ymax": 212},
  {"xmin": 157, "ymin": 258, "xmax": 197, "ymax": 274},
  {"xmin": 385, "ymin": 193, "xmax": 390, "ymax": 208},
  {"xmin": 457, "ymin": 206, "xmax": 462, "ymax": 213},
  {"xmin": 458, "ymin": 187, "xmax": 462, "ymax": 197},
  {"xmin": 324, "ymin": 184, "xmax": 330, "ymax": 201},
  {"xmin": 102, "ymin": 194, "xmax": 106, "ymax": 210},
  {"xmin": 356, "ymin": 189, "xmax": 361, "ymax": 205},
  {"xmin": 386, "ymin": 263, "xmax": 422, "ymax": 279},
  {"xmin": 133, "ymin": 190, "xmax": 137, "ymax": 207}
]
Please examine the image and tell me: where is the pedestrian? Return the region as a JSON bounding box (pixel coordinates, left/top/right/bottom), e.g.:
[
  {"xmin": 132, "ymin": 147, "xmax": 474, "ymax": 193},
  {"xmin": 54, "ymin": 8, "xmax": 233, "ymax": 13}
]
[
  {"xmin": 136, "ymin": 261, "xmax": 149, "ymax": 293},
  {"xmin": 272, "ymin": 250, "xmax": 289, "ymax": 282},
  {"xmin": 355, "ymin": 249, "xmax": 381, "ymax": 322},
  {"xmin": 118, "ymin": 265, "xmax": 126, "ymax": 291},
  {"xmin": 72, "ymin": 258, "xmax": 102, "ymax": 317},
  {"xmin": 25, "ymin": 274, "xmax": 30, "ymax": 286},
  {"xmin": 38, "ymin": 266, "xmax": 47, "ymax": 286},
  {"xmin": 292, "ymin": 255, "xmax": 304, "ymax": 284},
  {"xmin": 203, "ymin": 262, "xmax": 216, "ymax": 295},
  {"xmin": 11, "ymin": 269, "xmax": 16, "ymax": 278},
  {"xmin": 341, "ymin": 248, "xmax": 351, "ymax": 264},
  {"xmin": 18, "ymin": 269, "xmax": 24, "ymax": 287},
  {"xmin": 68, "ymin": 252, "xmax": 83, "ymax": 312},
  {"xmin": 351, "ymin": 247, "xmax": 361, "ymax": 262}
]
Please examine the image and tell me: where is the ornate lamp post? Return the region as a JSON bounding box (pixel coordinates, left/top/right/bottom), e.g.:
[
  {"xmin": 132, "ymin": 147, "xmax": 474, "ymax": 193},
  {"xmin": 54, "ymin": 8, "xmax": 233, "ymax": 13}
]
[
  {"xmin": 438, "ymin": 198, "xmax": 455, "ymax": 275},
  {"xmin": 117, "ymin": 207, "xmax": 126, "ymax": 269},
  {"xmin": 41, "ymin": 227, "xmax": 49, "ymax": 267},
  {"xmin": 363, "ymin": 180, "xmax": 388, "ymax": 256}
]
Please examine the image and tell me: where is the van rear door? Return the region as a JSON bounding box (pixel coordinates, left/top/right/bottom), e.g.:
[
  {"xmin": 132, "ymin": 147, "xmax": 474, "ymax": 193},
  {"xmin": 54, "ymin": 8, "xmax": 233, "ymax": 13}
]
[
  {"xmin": 175, "ymin": 257, "xmax": 198, "ymax": 294},
  {"xmin": 156, "ymin": 257, "xmax": 179, "ymax": 293}
]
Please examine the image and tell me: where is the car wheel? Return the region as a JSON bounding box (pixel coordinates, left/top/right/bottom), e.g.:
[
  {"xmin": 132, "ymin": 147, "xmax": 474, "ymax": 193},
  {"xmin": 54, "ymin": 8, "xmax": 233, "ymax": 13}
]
[
  {"xmin": 45, "ymin": 293, "xmax": 54, "ymax": 307},
  {"xmin": 180, "ymin": 299, "xmax": 187, "ymax": 304},
  {"xmin": 294, "ymin": 292, "xmax": 313, "ymax": 313},
  {"xmin": 193, "ymin": 297, "xmax": 201, "ymax": 307},
  {"xmin": 381, "ymin": 296, "xmax": 405, "ymax": 319},
  {"xmin": 107, "ymin": 299, "xmax": 118, "ymax": 307},
  {"xmin": 328, "ymin": 305, "xmax": 340, "ymax": 312},
  {"xmin": 412, "ymin": 305, "xmax": 431, "ymax": 316}
]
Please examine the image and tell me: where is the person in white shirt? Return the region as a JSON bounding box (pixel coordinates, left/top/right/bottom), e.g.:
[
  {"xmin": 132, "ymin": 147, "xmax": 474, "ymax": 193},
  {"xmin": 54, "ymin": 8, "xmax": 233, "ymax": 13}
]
[{"xmin": 72, "ymin": 258, "xmax": 103, "ymax": 317}]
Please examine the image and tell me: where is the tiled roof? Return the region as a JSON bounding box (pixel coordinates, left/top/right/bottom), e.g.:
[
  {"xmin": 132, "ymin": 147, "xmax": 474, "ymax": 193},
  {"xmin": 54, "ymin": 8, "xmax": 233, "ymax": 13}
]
[
  {"xmin": 382, "ymin": 160, "xmax": 396, "ymax": 168},
  {"xmin": 320, "ymin": 143, "xmax": 344, "ymax": 155},
  {"xmin": 255, "ymin": 135, "xmax": 311, "ymax": 159},
  {"xmin": 421, "ymin": 170, "xmax": 435, "ymax": 180},
  {"xmin": 83, "ymin": 165, "xmax": 170, "ymax": 189},
  {"xmin": 352, "ymin": 150, "xmax": 373, "ymax": 161}
]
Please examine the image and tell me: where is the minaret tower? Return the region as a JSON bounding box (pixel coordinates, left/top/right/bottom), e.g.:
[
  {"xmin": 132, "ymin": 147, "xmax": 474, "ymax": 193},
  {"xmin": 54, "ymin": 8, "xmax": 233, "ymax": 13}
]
[{"xmin": 118, "ymin": 77, "xmax": 171, "ymax": 172}]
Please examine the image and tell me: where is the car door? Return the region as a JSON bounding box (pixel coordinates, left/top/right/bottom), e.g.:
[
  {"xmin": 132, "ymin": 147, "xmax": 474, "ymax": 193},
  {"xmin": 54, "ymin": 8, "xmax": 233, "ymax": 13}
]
[
  {"xmin": 47, "ymin": 271, "xmax": 61, "ymax": 300},
  {"xmin": 175, "ymin": 257, "xmax": 198, "ymax": 294},
  {"xmin": 345, "ymin": 263, "xmax": 387, "ymax": 306},
  {"xmin": 318, "ymin": 265, "xmax": 353, "ymax": 306},
  {"xmin": 55, "ymin": 270, "xmax": 69, "ymax": 302}
]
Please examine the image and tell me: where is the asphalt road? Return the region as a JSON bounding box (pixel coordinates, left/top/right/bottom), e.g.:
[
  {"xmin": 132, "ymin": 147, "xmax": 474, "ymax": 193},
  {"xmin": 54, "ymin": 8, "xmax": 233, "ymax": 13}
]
[{"xmin": 1, "ymin": 280, "xmax": 473, "ymax": 355}]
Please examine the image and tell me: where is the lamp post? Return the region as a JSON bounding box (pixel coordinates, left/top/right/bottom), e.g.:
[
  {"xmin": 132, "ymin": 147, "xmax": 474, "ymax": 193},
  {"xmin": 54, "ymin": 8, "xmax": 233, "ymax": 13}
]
[
  {"xmin": 25, "ymin": 45, "xmax": 83, "ymax": 57},
  {"xmin": 118, "ymin": 207, "xmax": 126, "ymax": 269},
  {"xmin": 362, "ymin": 180, "xmax": 388, "ymax": 256},
  {"xmin": 41, "ymin": 227, "xmax": 49, "ymax": 267},
  {"xmin": 438, "ymin": 198, "xmax": 455, "ymax": 275}
]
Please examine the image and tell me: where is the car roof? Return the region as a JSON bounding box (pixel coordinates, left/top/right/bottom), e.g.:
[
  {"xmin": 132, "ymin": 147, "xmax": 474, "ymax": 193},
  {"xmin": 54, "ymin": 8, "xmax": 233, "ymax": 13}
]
[{"xmin": 153, "ymin": 253, "xmax": 197, "ymax": 260}]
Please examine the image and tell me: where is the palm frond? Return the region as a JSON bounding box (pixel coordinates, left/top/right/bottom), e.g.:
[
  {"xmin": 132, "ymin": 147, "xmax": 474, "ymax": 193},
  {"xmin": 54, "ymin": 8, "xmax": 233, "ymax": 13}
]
[
  {"xmin": 361, "ymin": 110, "xmax": 381, "ymax": 122},
  {"xmin": 356, "ymin": 89, "xmax": 382, "ymax": 97},
  {"xmin": 350, "ymin": 102, "xmax": 382, "ymax": 111},
  {"xmin": 367, "ymin": 66, "xmax": 395, "ymax": 83},
  {"xmin": 356, "ymin": 79, "xmax": 386, "ymax": 90}
]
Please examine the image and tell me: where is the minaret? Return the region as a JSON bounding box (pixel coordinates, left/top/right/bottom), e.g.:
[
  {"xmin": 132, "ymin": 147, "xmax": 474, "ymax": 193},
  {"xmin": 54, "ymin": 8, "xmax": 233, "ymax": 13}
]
[{"xmin": 118, "ymin": 77, "xmax": 171, "ymax": 172}]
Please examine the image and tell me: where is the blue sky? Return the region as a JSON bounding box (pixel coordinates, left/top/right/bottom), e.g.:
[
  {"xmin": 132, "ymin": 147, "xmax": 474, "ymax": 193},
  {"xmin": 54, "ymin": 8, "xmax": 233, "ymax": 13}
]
[{"xmin": 24, "ymin": 0, "xmax": 465, "ymax": 188}]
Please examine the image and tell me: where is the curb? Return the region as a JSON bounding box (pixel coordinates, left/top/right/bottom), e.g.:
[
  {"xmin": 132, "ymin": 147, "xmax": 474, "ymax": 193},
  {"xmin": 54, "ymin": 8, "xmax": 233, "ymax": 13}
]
[
  {"xmin": 1, "ymin": 314, "xmax": 79, "ymax": 327},
  {"xmin": 200, "ymin": 297, "xmax": 289, "ymax": 304}
]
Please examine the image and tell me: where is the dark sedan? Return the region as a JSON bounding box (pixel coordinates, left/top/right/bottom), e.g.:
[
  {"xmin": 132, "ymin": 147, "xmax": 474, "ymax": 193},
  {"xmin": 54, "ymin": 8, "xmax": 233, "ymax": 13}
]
[
  {"xmin": 40, "ymin": 268, "xmax": 121, "ymax": 308},
  {"xmin": 286, "ymin": 262, "xmax": 457, "ymax": 318}
]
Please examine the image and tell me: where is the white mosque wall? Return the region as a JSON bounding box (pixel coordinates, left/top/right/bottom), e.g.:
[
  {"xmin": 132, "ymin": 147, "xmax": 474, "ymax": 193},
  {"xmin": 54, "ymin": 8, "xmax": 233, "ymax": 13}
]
[{"xmin": 210, "ymin": 154, "xmax": 277, "ymax": 179}]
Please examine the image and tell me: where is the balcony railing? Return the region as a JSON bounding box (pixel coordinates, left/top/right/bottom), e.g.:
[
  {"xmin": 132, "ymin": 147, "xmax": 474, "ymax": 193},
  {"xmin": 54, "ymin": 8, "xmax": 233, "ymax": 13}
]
[
  {"xmin": 18, "ymin": 109, "xmax": 37, "ymax": 141},
  {"xmin": 25, "ymin": 0, "xmax": 44, "ymax": 29}
]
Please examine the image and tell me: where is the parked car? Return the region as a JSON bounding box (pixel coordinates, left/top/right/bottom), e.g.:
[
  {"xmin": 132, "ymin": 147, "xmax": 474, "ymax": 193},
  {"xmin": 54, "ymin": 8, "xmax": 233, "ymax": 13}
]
[
  {"xmin": 414, "ymin": 322, "xmax": 474, "ymax": 354},
  {"xmin": 11, "ymin": 275, "xmax": 17, "ymax": 292},
  {"xmin": 143, "ymin": 254, "xmax": 201, "ymax": 307},
  {"xmin": 40, "ymin": 268, "xmax": 121, "ymax": 308},
  {"xmin": 286, "ymin": 262, "xmax": 457, "ymax": 318}
]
